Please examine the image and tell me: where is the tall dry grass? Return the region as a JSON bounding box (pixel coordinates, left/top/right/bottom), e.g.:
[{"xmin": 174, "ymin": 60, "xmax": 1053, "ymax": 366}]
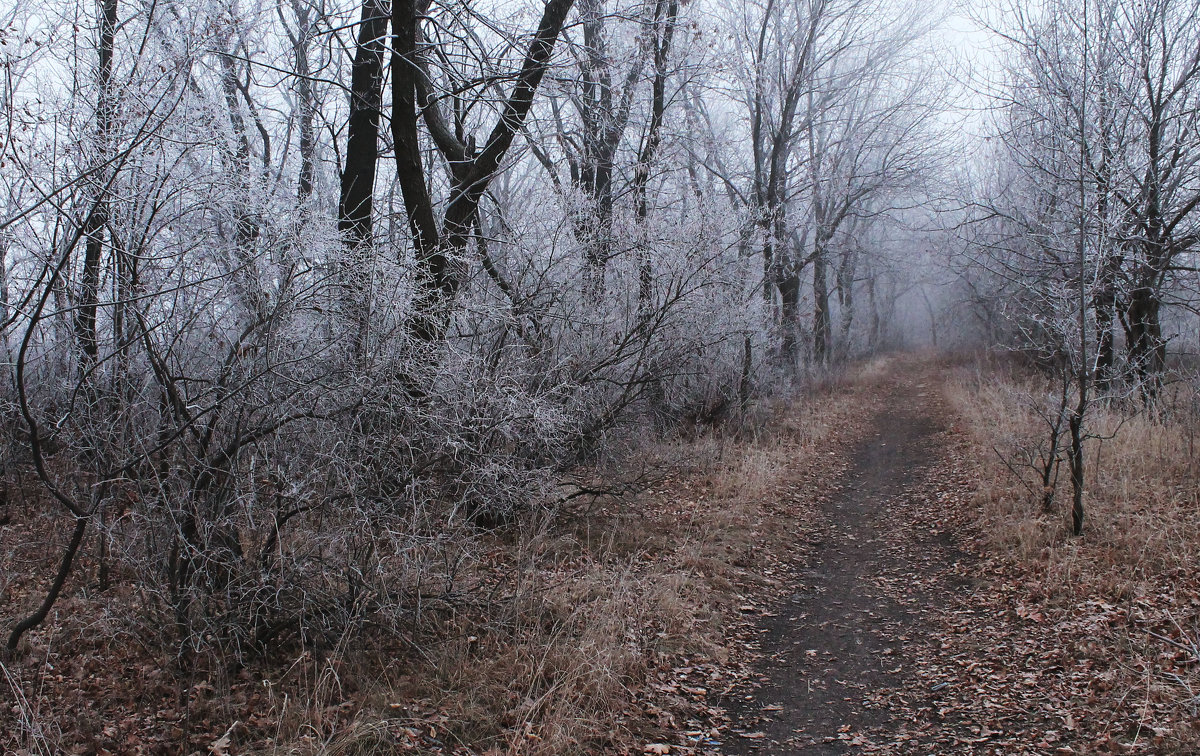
[
  {"xmin": 947, "ymin": 360, "xmax": 1200, "ymax": 747},
  {"xmin": 948, "ymin": 365, "xmax": 1200, "ymax": 601}
]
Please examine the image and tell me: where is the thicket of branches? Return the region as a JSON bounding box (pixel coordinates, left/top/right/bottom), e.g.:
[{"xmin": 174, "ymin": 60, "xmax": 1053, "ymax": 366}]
[{"xmin": 0, "ymin": 0, "xmax": 945, "ymax": 661}]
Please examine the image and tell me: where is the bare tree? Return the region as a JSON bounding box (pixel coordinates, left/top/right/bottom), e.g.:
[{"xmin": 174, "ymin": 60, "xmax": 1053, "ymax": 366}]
[{"xmin": 391, "ymin": 0, "xmax": 575, "ymax": 344}]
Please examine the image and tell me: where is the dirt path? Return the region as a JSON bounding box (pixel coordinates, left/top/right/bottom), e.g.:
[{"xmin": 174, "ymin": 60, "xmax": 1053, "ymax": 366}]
[{"xmin": 722, "ymin": 371, "xmax": 968, "ymax": 754}]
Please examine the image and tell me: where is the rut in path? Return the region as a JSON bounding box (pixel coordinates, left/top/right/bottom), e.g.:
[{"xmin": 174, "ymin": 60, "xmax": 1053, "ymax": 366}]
[{"xmin": 724, "ymin": 375, "xmax": 959, "ymax": 754}]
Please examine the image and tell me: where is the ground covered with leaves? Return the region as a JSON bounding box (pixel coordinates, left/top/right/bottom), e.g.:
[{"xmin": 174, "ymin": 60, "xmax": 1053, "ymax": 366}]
[
  {"xmin": 719, "ymin": 354, "xmax": 1200, "ymax": 755},
  {"xmin": 926, "ymin": 361, "xmax": 1200, "ymax": 754},
  {"xmin": 4, "ymin": 354, "xmax": 1199, "ymax": 754}
]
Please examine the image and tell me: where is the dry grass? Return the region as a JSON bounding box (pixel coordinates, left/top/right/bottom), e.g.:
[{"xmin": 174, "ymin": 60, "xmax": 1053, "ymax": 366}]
[
  {"xmin": 947, "ymin": 365, "xmax": 1200, "ymax": 601},
  {"xmin": 946, "ymin": 359, "xmax": 1200, "ymax": 750}
]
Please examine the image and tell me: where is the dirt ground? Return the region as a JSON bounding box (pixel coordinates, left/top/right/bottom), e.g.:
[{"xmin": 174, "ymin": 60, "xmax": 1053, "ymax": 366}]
[
  {"xmin": 716, "ymin": 357, "xmax": 1197, "ymax": 755},
  {"xmin": 720, "ymin": 364, "xmax": 993, "ymax": 753}
]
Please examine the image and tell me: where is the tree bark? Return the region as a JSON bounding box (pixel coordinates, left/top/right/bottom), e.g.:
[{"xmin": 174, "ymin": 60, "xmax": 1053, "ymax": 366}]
[
  {"xmin": 339, "ymin": 0, "xmax": 389, "ymax": 243},
  {"xmin": 76, "ymin": 0, "xmax": 118, "ymax": 364},
  {"xmin": 632, "ymin": 0, "xmax": 678, "ymax": 317},
  {"xmin": 778, "ymin": 270, "xmax": 801, "ymax": 365},
  {"xmin": 836, "ymin": 246, "xmax": 857, "ymax": 360},
  {"xmin": 866, "ymin": 272, "xmax": 880, "ymax": 351},
  {"xmin": 338, "ymin": 0, "xmax": 390, "ymax": 354},
  {"xmin": 291, "ymin": 0, "xmax": 317, "ymax": 203},
  {"xmin": 812, "ymin": 242, "xmax": 831, "ymax": 363},
  {"xmin": 1126, "ymin": 284, "xmax": 1166, "ymax": 397},
  {"xmin": 1093, "ymin": 251, "xmax": 1119, "ymax": 391}
]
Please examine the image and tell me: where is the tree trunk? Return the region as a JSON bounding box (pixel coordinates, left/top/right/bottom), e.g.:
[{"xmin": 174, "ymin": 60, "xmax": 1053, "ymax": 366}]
[
  {"xmin": 216, "ymin": 35, "xmax": 267, "ymax": 320},
  {"xmin": 632, "ymin": 0, "xmax": 678, "ymax": 318},
  {"xmin": 1093, "ymin": 286, "xmax": 1115, "ymax": 390},
  {"xmin": 292, "ymin": 0, "xmax": 317, "ymax": 203},
  {"xmin": 739, "ymin": 333, "xmax": 752, "ymax": 412},
  {"xmin": 1068, "ymin": 406, "xmax": 1085, "ymax": 535},
  {"xmin": 578, "ymin": 0, "xmax": 612, "ymax": 294},
  {"xmin": 1125, "ymin": 284, "xmax": 1165, "ymax": 397},
  {"xmin": 393, "ymin": 0, "xmax": 575, "ymax": 345},
  {"xmin": 76, "ymin": 0, "xmax": 117, "ymax": 364},
  {"xmin": 812, "ymin": 246, "xmax": 831, "ymax": 364},
  {"xmin": 338, "ymin": 0, "xmax": 390, "ymax": 354},
  {"xmin": 760, "ymin": 215, "xmax": 778, "ymax": 305},
  {"xmin": 866, "ymin": 272, "xmax": 880, "ymax": 351},
  {"xmin": 836, "ymin": 248, "xmax": 856, "ymax": 360},
  {"xmin": 339, "ymin": 0, "xmax": 389, "ymax": 244},
  {"xmin": 778, "ymin": 270, "xmax": 801, "ymax": 366}
]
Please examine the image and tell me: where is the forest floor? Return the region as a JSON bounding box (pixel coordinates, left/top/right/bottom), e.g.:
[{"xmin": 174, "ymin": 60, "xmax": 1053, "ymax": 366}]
[
  {"xmin": 717, "ymin": 355, "xmax": 1200, "ymax": 755},
  {"xmin": 3, "ymin": 354, "xmax": 1199, "ymax": 754},
  {"xmin": 721, "ymin": 360, "xmax": 972, "ymax": 753}
]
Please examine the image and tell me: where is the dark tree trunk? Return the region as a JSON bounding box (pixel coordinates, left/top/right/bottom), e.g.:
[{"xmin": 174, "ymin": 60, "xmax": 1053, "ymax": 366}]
[
  {"xmin": 580, "ymin": 160, "xmax": 613, "ymax": 297},
  {"xmin": 739, "ymin": 334, "xmax": 752, "ymax": 412},
  {"xmin": 339, "ymin": 0, "xmax": 389, "ymax": 245},
  {"xmin": 76, "ymin": 0, "xmax": 117, "ymax": 363},
  {"xmin": 292, "ymin": 0, "xmax": 317, "ymax": 203},
  {"xmin": 812, "ymin": 246, "xmax": 831, "ymax": 364},
  {"xmin": 393, "ymin": 0, "xmax": 575, "ymax": 345},
  {"xmin": 578, "ymin": 0, "xmax": 610, "ymax": 265},
  {"xmin": 338, "ymin": 0, "xmax": 390, "ymax": 354},
  {"xmin": 1094, "ymin": 284, "xmax": 1116, "ymax": 391},
  {"xmin": 1068, "ymin": 405, "xmax": 1085, "ymax": 536},
  {"xmin": 760, "ymin": 215, "xmax": 777, "ymax": 304},
  {"xmin": 77, "ymin": 224, "xmax": 103, "ymax": 363},
  {"xmin": 632, "ymin": 0, "xmax": 678, "ymax": 317},
  {"xmin": 778, "ymin": 270, "xmax": 801, "ymax": 366},
  {"xmin": 1094, "ymin": 250, "xmax": 1118, "ymax": 393},
  {"xmin": 1125, "ymin": 284, "xmax": 1165, "ymax": 397},
  {"xmin": 1092, "ymin": 109, "xmax": 1117, "ymax": 392}
]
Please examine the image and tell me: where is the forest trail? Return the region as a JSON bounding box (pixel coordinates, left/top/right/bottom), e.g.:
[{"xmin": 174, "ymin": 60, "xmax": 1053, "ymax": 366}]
[{"xmin": 723, "ymin": 367, "xmax": 971, "ymax": 753}]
